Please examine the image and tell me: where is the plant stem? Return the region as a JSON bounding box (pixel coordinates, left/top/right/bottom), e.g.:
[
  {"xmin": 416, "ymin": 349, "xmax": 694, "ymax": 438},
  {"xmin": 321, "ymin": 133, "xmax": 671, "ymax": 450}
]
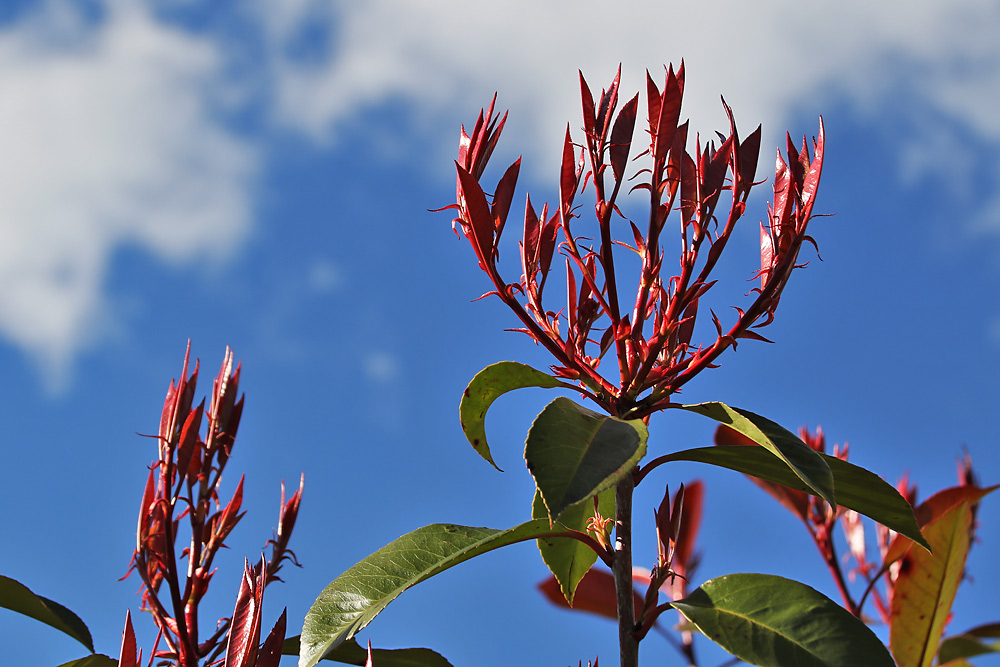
[{"xmin": 614, "ymin": 474, "xmax": 639, "ymax": 667}]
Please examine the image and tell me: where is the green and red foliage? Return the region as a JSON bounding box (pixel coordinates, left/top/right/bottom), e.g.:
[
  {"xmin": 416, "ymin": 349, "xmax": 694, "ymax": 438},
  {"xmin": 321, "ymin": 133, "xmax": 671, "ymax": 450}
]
[{"xmin": 2, "ymin": 63, "xmax": 999, "ymax": 667}]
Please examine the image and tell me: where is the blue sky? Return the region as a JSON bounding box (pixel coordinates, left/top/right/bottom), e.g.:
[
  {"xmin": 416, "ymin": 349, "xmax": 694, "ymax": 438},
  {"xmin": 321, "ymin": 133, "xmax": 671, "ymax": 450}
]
[{"xmin": 1, "ymin": 1, "xmax": 999, "ymax": 665}]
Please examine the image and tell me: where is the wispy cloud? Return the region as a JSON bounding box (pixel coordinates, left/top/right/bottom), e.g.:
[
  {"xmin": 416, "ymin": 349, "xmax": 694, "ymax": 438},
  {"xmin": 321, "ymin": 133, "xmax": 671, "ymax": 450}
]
[{"xmin": 0, "ymin": 1, "xmax": 256, "ymax": 389}]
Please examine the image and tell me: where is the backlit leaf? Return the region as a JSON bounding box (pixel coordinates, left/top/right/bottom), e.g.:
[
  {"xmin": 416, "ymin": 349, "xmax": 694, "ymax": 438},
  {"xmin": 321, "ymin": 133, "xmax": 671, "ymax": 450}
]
[
  {"xmin": 673, "ymin": 573, "xmax": 894, "ymax": 667},
  {"xmin": 459, "ymin": 361, "xmax": 568, "ymax": 471},
  {"xmin": 533, "ymin": 487, "xmax": 613, "ymax": 604},
  {"xmin": 658, "ymin": 445, "xmax": 927, "ymax": 548},
  {"xmin": 889, "ymin": 486, "xmax": 996, "ymax": 667},
  {"xmin": 670, "ymin": 403, "xmax": 834, "ymax": 505},
  {"xmin": 526, "ymin": 397, "xmax": 647, "ymax": 522}
]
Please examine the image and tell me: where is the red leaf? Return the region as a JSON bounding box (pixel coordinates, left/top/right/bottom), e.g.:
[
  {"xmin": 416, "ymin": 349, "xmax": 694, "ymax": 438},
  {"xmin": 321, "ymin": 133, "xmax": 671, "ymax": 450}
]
[
  {"xmin": 255, "ymin": 608, "xmax": 287, "ymax": 667},
  {"xmin": 652, "ymin": 65, "xmax": 683, "ymax": 165},
  {"xmin": 455, "ymin": 163, "xmax": 496, "ymax": 269},
  {"xmin": 559, "ymin": 126, "xmax": 584, "ymax": 218},
  {"xmin": 799, "ymin": 118, "xmax": 825, "ymax": 215},
  {"xmin": 117, "ymin": 610, "xmax": 138, "ymax": 667},
  {"xmin": 538, "ymin": 567, "xmax": 642, "ymax": 620},
  {"xmin": 225, "ymin": 559, "xmax": 266, "ymax": 667},
  {"xmin": 136, "ymin": 468, "xmax": 156, "ymax": 551},
  {"xmin": 539, "ymin": 206, "xmax": 559, "ymax": 281},
  {"xmin": 491, "ymin": 158, "xmax": 522, "ymax": 245},
  {"xmin": 215, "ymin": 475, "xmax": 246, "ymax": 545},
  {"xmin": 580, "ymin": 71, "xmax": 596, "ymax": 138},
  {"xmin": 673, "ymin": 480, "xmax": 703, "ymax": 579},
  {"xmin": 739, "ymin": 125, "xmax": 762, "ymax": 192},
  {"xmin": 175, "ymin": 401, "xmax": 204, "ymax": 485},
  {"xmin": 610, "ymin": 94, "xmax": 638, "ymax": 183}
]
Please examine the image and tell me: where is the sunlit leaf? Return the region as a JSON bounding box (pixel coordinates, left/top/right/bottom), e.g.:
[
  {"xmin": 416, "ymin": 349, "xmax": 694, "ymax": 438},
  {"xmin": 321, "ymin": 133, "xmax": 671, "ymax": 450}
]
[
  {"xmin": 526, "ymin": 397, "xmax": 647, "ymax": 522},
  {"xmin": 657, "ymin": 446, "xmax": 927, "ymax": 548},
  {"xmin": 889, "ymin": 486, "xmax": 996, "ymax": 667},
  {"xmin": 459, "ymin": 361, "xmax": 568, "ymax": 471},
  {"xmin": 669, "ymin": 403, "xmax": 834, "ymax": 505},
  {"xmin": 672, "ymin": 573, "xmax": 894, "ymax": 667},
  {"xmin": 300, "ymin": 520, "xmax": 573, "ymax": 667},
  {"xmin": 0, "ymin": 575, "xmax": 94, "ymax": 652},
  {"xmin": 533, "ymin": 487, "xmax": 613, "ymax": 604},
  {"xmin": 284, "ymin": 636, "xmax": 452, "ymax": 666}
]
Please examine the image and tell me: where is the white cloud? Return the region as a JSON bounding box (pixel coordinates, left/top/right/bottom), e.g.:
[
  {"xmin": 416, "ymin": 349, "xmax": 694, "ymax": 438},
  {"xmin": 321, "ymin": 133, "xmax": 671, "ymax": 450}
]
[
  {"xmin": 4, "ymin": 0, "xmax": 1000, "ymax": 388},
  {"xmin": 0, "ymin": 0, "xmax": 257, "ymax": 390},
  {"xmin": 253, "ymin": 0, "xmax": 1000, "ymax": 217}
]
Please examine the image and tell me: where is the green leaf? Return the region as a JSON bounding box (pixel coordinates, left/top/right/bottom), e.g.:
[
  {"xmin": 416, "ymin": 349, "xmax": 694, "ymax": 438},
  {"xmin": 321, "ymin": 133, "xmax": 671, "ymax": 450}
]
[
  {"xmin": 0, "ymin": 575, "xmax": 94, "ymax": 652},
  {"xmin": 53, "ymin": 656, "xmax": 117, "ymax": 667},
  {"xmin": 300, "ymin": 520, "xmax": 572, "ymax": 667},
  {"xmin": 672, "ymin": 573, "xmax": 894, "ymax": 667},
  {"xmin": 532, "ymin": 487, "xmax": 613, "ymax": 604},
  {"xmin": 938, "ymin": 634, "xmax": 1000, "ymax": 664},
  {"xmin": 659, "ymin": 446, "xmax": 928, "ymax": 549},
  {"xmin": 889, "ymin": 486, "xmax": 996, "ymax": 667},
  {"xmin": 526, "ymin": 397, "xmax": 646, "ymax": 522},
  {"xmin": 671, "ymin": 403, "xmax": 834, "ymax": 505},
  {"xmin": 284, "ymin": 636, "xmax": 452, "ymax": 666},
  {"xmin": 459, "ymin": 361, "xmax": 569, "ymax": 471}
]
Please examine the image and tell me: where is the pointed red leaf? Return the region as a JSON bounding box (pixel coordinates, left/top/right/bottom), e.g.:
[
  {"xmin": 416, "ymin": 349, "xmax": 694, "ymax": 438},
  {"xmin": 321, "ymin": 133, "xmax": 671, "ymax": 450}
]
[
  {"xmin": 799, "ymin": 118, "xmax": 825, "ymax": 215},
  {"xmin": 595, "ymin": 66, "xmax": 621, "ymax": 142},
  {"xmin": 255, "ymin": 608, "xmax": 287, "ymax": 667},
  {"xmin": 559, "ymin": 126, "xmax": 584, "ymax": 218},
  {"xmin": 491, "ymin": 158, "xmax": 522, "ymax": 244},
  {"xmin": 653, "ymin": 66, "xmax": 683, "ymax": 165},
  {"xmin": 673, "ymin": 480, "xmax": 703, "ymax": 578},
  {"xmin": 580, "ymin": 71, "xmax": 596, "ymax": 138},
  {"xmin": 610, "ymin": 94, "xmax": 638, "ymax": 183},
  {"xmin": 739, "ymin": 125, "xmax": 762, "ymax": 192},
  {"xmin": 226, "ymin": 558, "xmax": 265, "ymax": 667},
  {"xmin": 117, "ymin": 610, "xmax": 138, "ymax": 667},
  {"xmin": 455, "ymin": 163, "xmax": 496, "ymax": 268}
]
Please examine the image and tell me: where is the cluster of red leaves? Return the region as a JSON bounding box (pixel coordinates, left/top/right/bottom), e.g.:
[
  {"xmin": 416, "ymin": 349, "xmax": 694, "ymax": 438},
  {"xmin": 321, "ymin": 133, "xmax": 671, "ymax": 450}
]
[
  {"xmin": 121, "ymin": 344, "xmax": 302, "ymax": 667},
  {"xmin": 446, "ymin": 64, "xmax": 824, "ymax": 418}
]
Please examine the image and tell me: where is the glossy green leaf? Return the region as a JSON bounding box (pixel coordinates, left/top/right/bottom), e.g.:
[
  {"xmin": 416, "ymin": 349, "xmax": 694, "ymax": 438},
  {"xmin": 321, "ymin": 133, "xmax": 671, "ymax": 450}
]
[
  {"xmin": 284, "ymin": 636, "xmax": 452, "ymax": 666},
  {"xmin": 0, "ymin": 575, "xmax": 94, "ymax": 652},
  {"xmin": 526, "ymin": 397, "xmax": 646, "ymax": 522},
  {"xmin": 889, "ymin": 486, "xmax": 996, "ymax": 667},
  {"xmin": 532, "ymin": 487, "xmax": 613, "ymax": 604},
  {"xmin": 459, "ymin": 361, "xmax": 569, "ymax": 471},
  {"xmin": 672, "ymin": 573, "xmax": 894, "ymax": 667},
  {"xmin": 300, "ymin": 520, "xmax": 572, "ymax": 667},
  {"xmin": 54, "ymin": 657, "xmax": 117, "ymax": 667},
  {"xmin": 671, "ymin": 403, "xmax": 834, "ymax": 505},
  {"xmin": 658, "ymin": 446, "xmax": 928, "ymax": 549}
]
